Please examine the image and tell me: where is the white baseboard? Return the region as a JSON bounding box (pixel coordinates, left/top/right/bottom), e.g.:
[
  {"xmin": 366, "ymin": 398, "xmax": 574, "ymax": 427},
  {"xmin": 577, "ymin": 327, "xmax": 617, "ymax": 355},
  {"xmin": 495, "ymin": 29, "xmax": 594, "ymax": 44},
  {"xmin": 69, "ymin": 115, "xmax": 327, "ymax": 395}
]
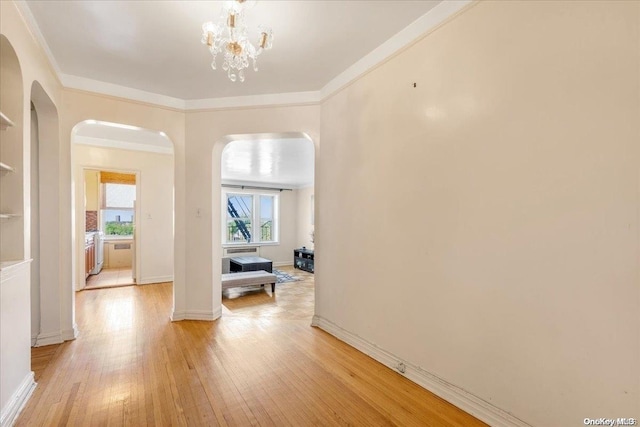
[
  {"xmin": 138, "ymin": 275, "xmax": 173, "ymax": 285},
  {"xmin": 61, "ymin": 323, "xmax": 79, "ymax": 341},
  {"xmin": 35, "ymin": 323, "xmax": 78, "ymax": 347},
  {"xmin": 311, "ymin": 315, "xmax": 531, "ymax": 427},
  {"xmin": 171, "ymin": 307, "xmax": 221, "ymax": 322},
  {"xmin": 0, "ymin": 372, "xmax": 36, "ymax": 427},
  {"xmin": 34, "ymin": 330, "xmax": 63, "ymax": 347},
  {"xmin": 273, "ymin": 262, "xmax": 293, "ymax": 268}
]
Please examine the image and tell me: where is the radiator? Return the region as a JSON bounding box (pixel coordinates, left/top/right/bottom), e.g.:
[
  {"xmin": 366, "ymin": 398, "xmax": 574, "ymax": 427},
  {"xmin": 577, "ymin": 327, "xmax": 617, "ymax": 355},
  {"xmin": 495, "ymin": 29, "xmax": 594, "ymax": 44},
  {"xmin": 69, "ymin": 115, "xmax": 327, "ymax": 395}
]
[{"xmin": 223, "ymin": 246, "xmax": 259, "ymax": 257}]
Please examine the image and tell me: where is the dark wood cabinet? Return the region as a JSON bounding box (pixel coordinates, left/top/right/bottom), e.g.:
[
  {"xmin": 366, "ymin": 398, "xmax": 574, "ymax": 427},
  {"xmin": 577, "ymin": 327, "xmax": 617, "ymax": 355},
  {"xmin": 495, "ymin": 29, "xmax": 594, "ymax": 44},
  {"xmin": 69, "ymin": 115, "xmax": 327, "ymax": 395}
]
[{"xmin": 294, "ymin": 248, "xmax": 314, "ymax": 273}]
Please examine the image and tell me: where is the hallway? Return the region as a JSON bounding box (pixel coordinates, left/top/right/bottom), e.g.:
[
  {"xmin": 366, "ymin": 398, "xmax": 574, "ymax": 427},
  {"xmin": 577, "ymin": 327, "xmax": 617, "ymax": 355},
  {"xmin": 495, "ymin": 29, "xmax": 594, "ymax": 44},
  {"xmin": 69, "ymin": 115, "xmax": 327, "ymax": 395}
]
[{"xmin": 21, "ymin": 282, "xmax": 484, "ymax": 426}]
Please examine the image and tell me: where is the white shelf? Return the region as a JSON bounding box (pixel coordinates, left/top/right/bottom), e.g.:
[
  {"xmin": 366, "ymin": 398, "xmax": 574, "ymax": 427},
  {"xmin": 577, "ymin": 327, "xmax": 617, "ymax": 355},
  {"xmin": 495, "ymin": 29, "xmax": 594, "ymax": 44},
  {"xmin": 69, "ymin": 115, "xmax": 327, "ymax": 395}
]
[
  {"xmin": 0, "ymin": 259, "xmax": 30, "ymax": 272},
  {"xmin": 0, "ymin": 213, "xmax": 20, "ymax": 220},
  {"xmin": 0, "ymin": 162, "xmax": 14, "ymax": 172},
  {"xmin": 0, "ymin": 112, "xmax": 15, "ymax": 130}
]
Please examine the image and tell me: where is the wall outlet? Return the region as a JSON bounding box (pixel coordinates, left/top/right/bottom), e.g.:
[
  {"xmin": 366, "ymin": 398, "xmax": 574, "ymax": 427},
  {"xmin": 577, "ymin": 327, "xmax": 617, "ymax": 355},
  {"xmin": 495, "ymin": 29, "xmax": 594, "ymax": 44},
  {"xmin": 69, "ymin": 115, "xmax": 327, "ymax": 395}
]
[{"xmin": 396, "ymin": 361, "xmax": 406, "ymax": 374}]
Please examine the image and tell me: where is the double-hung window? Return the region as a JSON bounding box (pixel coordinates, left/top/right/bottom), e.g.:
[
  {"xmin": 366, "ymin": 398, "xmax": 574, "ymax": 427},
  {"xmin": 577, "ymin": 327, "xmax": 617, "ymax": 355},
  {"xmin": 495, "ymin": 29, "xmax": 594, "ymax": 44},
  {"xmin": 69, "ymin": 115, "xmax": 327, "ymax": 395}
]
[
  {"xmin": 225, "ymin": 192, "xmax": 278, "ymax": 244},
  {"xmin": 102, "ymin": 183, "xmax": 136, "ymax": 236}
]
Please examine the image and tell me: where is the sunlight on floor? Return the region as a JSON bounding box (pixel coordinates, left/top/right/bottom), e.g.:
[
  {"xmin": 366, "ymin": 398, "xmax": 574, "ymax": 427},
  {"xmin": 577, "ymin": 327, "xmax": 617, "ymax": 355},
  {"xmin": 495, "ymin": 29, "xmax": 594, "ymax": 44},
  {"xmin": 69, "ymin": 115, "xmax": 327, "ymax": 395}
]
[{"xmin": 85, "ymin": 267, "xmax": 134, "ymax": 289}]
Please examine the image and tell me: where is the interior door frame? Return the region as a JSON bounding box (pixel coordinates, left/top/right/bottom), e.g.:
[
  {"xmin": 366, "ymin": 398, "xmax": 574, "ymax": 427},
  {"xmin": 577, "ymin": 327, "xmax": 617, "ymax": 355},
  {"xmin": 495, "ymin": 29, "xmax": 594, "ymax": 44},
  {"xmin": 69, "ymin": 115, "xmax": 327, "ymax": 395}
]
[{"xmin": 77, "ymin": 166, "xmax": 141, "ymax": 289}]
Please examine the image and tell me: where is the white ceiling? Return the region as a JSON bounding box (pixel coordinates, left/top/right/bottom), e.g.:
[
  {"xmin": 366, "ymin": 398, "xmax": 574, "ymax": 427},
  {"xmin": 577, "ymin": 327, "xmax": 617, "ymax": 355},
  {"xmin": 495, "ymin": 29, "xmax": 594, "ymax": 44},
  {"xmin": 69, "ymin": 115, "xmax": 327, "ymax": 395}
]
[
  {"xmin": 23, "ymin": 0, "xmax": 442, "ymax": 100},
  {"xmin": 222, "ymin": 138, "xmax": 314, "ymax": 188},
  {"xmin": 73, "ymin": 120, "xmax": 174, "ymax": 154},
  {"xmin": 73, "ymin": 121, "xmax": 313, "ymax": 187},
  {"xmin": 29, "ymin": 1, "xmax": 460, "ymax": 187}
]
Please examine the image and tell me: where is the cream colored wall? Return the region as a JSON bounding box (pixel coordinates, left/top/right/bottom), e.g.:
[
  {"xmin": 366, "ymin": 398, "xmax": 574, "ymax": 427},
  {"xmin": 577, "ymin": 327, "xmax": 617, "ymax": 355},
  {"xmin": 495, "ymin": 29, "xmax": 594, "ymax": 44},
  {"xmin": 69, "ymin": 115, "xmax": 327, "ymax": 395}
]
[
  {"xmin": 63, "ymin": 93, "xmax": 319, "ymax": 320},
  {"xmin": 1, "ymin": 1, "xmax": 65, "ymax": 421},
  {"xmin": 74, "ymin": 145, "xmax": 174, "ymax": 285},
  {"xmin": 105, "ymin": 240, "xmax": 133, "ymax": 268},
  {"xmin": 317, "ymin": 1, "xmax": 639, "ymax": 425},
  {"xmin": 60, "ymin": 89, "xmax": 187, "ymax": 313},
  {"xmin": 296, "ymin": 186, "xmax": 314, "ymax": 250},
  {"xmin": 0, "ymin": 35, "xmax": 25, "ymax": 262},
  {"xmin": 4, "ymin": 0, "xmax": 638, "ymax": 424},
  {"xmin": 186, "ymin": 109, "xmax": 319, "ymax": 320}
]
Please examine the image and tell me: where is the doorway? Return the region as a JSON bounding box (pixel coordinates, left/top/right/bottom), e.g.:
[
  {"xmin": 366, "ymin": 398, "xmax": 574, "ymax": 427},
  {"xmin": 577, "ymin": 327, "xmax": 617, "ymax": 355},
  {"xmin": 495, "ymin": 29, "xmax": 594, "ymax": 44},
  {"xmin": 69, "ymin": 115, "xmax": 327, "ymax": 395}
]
[
  {"xmin": 71, "ymin": 120, "xmax": 174, "ymax": 292},
  {"xmin": 84, "ymin": 169, "xmax": 137, "ymax": 289},
  {"xmin": 217, "ymin": 134, "xmax": 316, "ymax": 321}
]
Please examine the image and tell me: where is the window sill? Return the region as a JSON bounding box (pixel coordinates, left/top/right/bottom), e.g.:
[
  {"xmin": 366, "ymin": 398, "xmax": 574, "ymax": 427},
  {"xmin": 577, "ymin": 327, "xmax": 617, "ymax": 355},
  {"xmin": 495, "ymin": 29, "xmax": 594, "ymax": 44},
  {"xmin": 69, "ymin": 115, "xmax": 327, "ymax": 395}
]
[
  {"xmin": 104, "ymin": 236, "xmax": 134, "ymax": 242},
  {"xmin": 222, "ymin": 242, "xmax": 279, "ymax": 248}
]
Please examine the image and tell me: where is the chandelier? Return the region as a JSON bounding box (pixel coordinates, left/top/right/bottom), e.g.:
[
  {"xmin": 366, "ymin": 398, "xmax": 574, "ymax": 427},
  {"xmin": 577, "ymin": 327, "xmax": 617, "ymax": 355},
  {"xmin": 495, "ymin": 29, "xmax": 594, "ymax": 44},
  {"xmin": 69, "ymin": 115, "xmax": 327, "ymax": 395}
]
[{"xmin": 201, "ymin": 0, "xmax": 273, "ymax": 82}]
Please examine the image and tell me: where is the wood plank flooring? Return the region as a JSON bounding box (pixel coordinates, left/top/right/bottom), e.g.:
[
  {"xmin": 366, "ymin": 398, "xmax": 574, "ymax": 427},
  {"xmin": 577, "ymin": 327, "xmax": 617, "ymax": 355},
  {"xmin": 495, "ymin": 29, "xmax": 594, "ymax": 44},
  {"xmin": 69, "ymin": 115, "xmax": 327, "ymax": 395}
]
[
  {"xmin": 222, "ymin": 267, "xmax": 314, "ymax": 321},
  {"xmin": 85, "ymin": 267, "xmax": 134, "ymax": 290},
  {"xmin": 19, "ymin": 272, "xmax": 485, "ymax": 426}
]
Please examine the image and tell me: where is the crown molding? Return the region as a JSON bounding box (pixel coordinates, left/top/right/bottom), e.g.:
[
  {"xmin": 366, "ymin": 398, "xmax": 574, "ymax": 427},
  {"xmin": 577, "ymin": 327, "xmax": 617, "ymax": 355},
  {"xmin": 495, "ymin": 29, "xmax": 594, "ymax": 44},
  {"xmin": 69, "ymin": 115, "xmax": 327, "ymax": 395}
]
[
  {"xmin": 184, "ymin": 91, "xmax": 322, "ymax": 111},
  {"xmin": 14, "ymin": 0, "xmax": 63, "ymax": 78},
  {"xmin": 61, "ymin": 74, "xmax": 187, "ymax": 110},
  {"xmin": 15, "ymin": 0, "xmax": 474, "ymax": 111},
  {"xmin": 320, "ymin": 0, "xmax": 474, "ymax": 99}
]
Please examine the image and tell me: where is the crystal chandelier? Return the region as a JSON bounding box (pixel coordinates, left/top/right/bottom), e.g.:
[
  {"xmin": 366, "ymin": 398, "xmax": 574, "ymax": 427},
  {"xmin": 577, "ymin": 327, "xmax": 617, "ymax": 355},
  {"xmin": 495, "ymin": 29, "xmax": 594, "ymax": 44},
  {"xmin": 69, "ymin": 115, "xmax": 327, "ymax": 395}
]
[{"xmin": 201, "ymin": 0, "xmax": 273, "ymax": 82}]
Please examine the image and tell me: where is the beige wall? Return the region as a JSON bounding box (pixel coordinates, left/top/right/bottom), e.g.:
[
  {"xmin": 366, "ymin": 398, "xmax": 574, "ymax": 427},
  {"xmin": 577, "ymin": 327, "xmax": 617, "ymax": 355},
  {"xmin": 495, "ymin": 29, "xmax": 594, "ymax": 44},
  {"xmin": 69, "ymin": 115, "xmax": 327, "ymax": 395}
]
[
  {"xmin": 296, "ymin": 186, "xmax": 314, "ymax": 250},
  {"xmin": 1, "ymin": 1, "xmax": 65, "ymax": 420},
  {"xmin": 185, "ymin": 108, "xmax": 320, "ymax": 320},
  {"xmin": 73, "ymin": 145, "xmax": 174, "ymax": 285},
  {"xmin": 60, "ymin": 89, "xmax": 187, "ymax": 316},
  {"xmin": 3, "ymin": 0, "xmax": 640, "ymax": 425},
  {"xmin": 316, "ymin": 1, "xmax": 639, "ymax": 425}
]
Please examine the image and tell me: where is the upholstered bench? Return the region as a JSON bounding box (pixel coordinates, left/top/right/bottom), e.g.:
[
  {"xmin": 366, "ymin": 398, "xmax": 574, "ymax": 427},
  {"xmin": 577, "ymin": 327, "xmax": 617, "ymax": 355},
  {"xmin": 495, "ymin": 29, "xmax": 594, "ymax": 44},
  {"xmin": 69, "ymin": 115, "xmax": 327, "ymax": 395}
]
[{"xmin": 221, "ymin": 270, "xmax": 277, "ymax": 293}]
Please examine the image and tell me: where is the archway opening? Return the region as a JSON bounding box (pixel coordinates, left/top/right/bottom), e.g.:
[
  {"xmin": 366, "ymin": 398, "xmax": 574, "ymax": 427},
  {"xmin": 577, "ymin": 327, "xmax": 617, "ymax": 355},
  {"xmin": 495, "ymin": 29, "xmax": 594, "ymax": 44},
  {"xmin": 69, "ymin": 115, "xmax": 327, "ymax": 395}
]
[
  {"xmin": 30, "ymin": 81, "xmax": 62, "ymax": 348},
  {"xmin": 71, "ymin": 120, "xmax": 175, "ymax": 294},
  {"xmin": 215, "ymin": 132, "xmax": 315, "ymax": 320}
]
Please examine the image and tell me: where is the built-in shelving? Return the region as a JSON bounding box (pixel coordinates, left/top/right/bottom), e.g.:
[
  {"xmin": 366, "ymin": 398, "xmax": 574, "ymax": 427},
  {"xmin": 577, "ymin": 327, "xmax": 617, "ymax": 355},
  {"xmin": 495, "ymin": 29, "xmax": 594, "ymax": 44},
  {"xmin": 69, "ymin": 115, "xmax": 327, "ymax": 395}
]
[
  {"xmin": 0, "ymin": 111, "xmax": 15, "ymax": 130},
  {"xmin": 1, "ymin": 111, "xmax": 18, "ymax": 221},
  {"xmin": 0, "ymin": 213, "xmax": 20, "ymax": 220},
  {"xmin": 0, "ymin": 162, "xmax": 14, "ymax": 172}
]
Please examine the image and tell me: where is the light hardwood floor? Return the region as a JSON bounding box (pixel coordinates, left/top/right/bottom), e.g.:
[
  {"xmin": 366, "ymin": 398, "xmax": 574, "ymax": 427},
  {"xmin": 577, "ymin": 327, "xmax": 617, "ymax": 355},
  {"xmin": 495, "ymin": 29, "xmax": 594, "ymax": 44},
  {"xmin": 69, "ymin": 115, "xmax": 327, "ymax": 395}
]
[
  {"xmin": 85, "ymin": 267, "xmax": 134, "ymax": 290},
  {"xmin": 21, "ymin": 270, "xmax": 485, "ymax": 426},
  {"xmin": 222, "ymin": 266, "xmax": 315, "ymax": 321}
]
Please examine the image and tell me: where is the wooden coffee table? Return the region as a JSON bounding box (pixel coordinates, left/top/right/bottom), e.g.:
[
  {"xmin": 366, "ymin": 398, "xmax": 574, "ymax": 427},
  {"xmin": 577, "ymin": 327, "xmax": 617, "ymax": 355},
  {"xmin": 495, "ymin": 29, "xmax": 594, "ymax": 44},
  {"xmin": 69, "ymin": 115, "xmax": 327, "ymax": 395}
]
[{"xmin": 229, "ymin": 256, "xmax": 273, "ymax": 273}]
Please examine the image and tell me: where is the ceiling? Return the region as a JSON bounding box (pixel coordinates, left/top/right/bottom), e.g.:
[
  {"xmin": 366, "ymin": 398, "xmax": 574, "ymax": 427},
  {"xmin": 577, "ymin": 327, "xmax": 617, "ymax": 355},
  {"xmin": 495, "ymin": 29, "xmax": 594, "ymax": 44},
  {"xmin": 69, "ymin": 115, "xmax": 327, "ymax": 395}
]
[
  {"xmin": 73, "ymin": 121, "xmax": 313, "ymax": 187},
  {"xmin": 221, "ymin": 138, "xmax": 314, "ymax": 188},
  {"xmin": 30, "ymin": 1, "xmax": 453, "ymax": 187},
  {"xmin": 23, "ymin": 1, "xmax": 442, "ymax": 100}
]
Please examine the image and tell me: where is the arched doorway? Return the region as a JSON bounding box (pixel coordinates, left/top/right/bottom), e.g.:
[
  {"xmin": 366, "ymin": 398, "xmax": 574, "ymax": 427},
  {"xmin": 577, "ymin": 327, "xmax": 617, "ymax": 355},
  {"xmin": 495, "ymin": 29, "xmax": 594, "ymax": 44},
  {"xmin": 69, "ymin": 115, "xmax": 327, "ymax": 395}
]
[
  {"xmin": 30, "ymin": 81, "xmax": 63, "ymax": 347},
  {"xmin": 213, "ymin": 132, "xmax": 316, "ymax": 318},
  {"xmin": 70, "ymin": 120, "xmax": 175, "ymax": 293}
]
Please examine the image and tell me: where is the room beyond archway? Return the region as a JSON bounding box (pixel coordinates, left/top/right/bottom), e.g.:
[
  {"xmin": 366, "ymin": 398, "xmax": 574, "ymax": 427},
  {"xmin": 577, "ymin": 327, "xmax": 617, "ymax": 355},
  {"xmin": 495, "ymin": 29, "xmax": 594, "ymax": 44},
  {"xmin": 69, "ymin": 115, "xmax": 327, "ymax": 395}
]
[
  {"xmin": 71, "ymin": 120, "xmax": 175, "ymax": 293},
  {"xmin": 217, "ymin": 134, "xmax": 316, "ymax": 320}
]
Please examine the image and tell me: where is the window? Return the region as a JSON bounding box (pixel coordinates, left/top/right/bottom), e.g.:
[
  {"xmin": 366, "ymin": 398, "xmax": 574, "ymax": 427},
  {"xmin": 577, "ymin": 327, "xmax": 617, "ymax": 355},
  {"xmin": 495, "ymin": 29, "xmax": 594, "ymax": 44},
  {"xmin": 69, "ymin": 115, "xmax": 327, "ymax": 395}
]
[
  {"xmin": 260, "ymin": 195, "xmax": 274, "ymax": 241},
  {"xmin": 226, "ymin": 194, "xmax": 253, "ymax": 243},
  {"xmin": 225, "ymin": 192, "xmax": 278, "ymax": 244},
  {"xmin": 102, "ymin": 183, "xmax": 136, "ymax": 236}
]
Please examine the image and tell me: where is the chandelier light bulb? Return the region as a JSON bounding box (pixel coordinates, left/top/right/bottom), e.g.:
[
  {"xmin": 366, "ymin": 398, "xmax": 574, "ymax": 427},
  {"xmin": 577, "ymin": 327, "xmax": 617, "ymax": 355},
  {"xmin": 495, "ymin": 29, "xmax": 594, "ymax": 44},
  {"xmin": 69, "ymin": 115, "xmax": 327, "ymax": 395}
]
[{"xmin": 201, "ymin": 0, "xmax": 273, "ymax": 82}]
